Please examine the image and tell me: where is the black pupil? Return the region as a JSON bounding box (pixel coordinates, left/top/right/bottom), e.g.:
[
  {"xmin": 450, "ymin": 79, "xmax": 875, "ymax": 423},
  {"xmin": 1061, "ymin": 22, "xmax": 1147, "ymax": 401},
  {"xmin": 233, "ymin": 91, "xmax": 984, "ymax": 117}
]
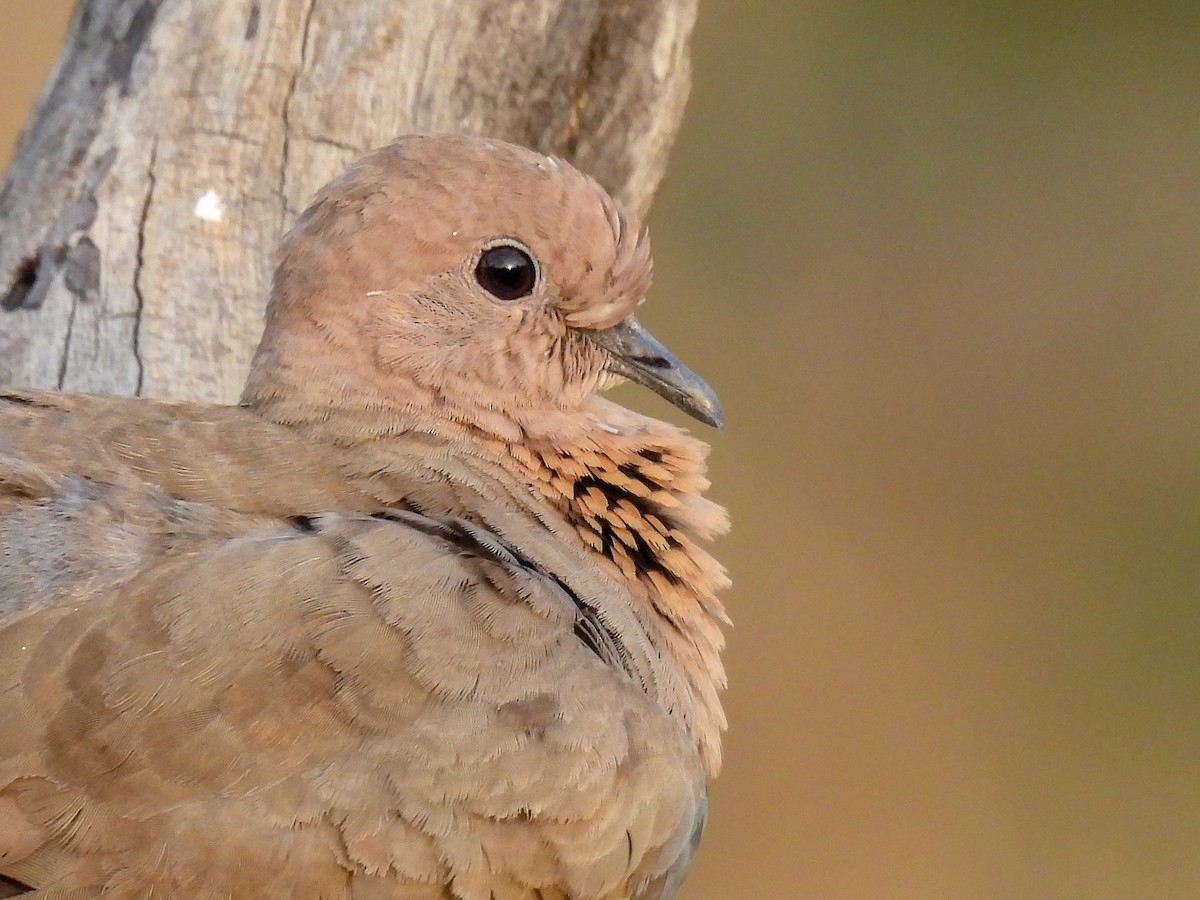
[{"xmin": 476, "ymin": 245, "xmax": 536, "ymax": 301}]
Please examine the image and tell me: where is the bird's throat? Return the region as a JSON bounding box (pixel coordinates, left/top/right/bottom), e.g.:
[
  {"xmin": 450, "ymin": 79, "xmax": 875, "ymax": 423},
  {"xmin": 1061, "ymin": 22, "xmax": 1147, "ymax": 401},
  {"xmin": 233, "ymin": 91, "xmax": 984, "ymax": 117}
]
[{"xmin": 507, "ymin": 418, "xmax": 731, "ymax": 773}]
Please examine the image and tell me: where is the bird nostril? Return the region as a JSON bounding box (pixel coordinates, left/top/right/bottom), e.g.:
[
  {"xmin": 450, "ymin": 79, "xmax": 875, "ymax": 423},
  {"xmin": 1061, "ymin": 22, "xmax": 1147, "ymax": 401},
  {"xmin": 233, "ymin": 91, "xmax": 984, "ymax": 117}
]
[{"xmin": 634, "ymin": 355, "xmax": 671, "ymax": 369}]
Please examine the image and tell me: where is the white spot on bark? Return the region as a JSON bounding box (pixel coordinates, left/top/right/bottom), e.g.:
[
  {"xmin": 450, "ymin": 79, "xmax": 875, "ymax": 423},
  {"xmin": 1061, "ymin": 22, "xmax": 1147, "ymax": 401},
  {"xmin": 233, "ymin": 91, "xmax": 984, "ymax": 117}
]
[{"xmin": 194, "ymin": 189, "xmax": 225, "ymax": 222}]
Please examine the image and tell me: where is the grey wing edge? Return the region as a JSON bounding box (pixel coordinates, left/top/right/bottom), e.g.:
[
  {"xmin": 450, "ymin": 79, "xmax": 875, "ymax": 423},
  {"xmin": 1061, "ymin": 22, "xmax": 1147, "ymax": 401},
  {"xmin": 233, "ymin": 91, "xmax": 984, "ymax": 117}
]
[{"xmin": 636, "ymin": 786, "xmax": 709, "ymax": 900}]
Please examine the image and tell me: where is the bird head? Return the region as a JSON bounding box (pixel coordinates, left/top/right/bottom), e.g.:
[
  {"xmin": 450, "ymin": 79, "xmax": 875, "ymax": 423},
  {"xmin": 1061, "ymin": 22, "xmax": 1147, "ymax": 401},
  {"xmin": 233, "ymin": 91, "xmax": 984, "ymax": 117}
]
[{"xmin": 248, "ymin": 134, "xmax": 723, "ymax": 432}]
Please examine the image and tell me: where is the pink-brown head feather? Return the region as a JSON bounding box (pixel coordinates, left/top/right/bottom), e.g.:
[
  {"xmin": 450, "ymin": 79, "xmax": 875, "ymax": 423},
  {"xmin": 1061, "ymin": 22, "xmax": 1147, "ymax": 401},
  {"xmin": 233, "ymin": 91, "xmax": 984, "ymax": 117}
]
[{"xmin": 245, "ymin": 134, "xmax": 653, "ymax": 431}]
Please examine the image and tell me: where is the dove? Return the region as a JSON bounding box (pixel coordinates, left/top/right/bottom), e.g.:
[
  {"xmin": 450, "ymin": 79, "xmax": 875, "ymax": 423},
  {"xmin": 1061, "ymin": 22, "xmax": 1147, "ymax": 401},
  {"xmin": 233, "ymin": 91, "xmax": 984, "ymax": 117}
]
[{"xmin": 0, "ymin": 134, "xmax": 729, "ymax": 900}]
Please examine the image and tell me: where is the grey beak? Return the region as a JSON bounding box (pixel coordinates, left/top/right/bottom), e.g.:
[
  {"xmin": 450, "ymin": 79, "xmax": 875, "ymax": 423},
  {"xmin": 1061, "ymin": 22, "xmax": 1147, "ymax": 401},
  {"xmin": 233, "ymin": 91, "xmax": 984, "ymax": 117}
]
[{"xmin": 583, "ymin": 316, "xmax": 725, "ymax": 430}]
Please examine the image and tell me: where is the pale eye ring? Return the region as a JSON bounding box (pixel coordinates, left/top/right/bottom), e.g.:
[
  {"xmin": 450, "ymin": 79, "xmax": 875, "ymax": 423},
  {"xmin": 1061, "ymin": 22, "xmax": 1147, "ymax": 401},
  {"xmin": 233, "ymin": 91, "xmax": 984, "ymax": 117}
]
[{"xmin": 475, "ymin": 239, "xmax": 539, "ymax": 301}]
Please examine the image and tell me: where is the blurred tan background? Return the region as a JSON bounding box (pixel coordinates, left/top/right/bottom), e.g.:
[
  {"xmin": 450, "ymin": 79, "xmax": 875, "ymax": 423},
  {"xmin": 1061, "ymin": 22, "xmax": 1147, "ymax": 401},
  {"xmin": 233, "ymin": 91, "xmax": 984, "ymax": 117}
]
[{"xmin": 5, "ymin": 3, "xmax": 1200, "ymax": 898}]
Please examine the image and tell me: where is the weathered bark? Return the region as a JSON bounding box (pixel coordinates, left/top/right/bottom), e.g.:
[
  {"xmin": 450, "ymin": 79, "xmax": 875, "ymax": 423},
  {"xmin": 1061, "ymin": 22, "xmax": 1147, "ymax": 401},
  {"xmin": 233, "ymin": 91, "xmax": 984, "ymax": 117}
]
[{"xmin": 0, "ymin": 0, "xmax": 698, "ymax": 403}]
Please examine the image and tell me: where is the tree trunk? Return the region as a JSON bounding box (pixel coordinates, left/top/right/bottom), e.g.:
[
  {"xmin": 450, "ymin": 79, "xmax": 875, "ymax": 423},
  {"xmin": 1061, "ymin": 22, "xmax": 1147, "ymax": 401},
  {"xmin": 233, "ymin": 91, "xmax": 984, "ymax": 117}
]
[{"xmin": 0, "ymin": 0, "xmax": 697, "ymax": 403}]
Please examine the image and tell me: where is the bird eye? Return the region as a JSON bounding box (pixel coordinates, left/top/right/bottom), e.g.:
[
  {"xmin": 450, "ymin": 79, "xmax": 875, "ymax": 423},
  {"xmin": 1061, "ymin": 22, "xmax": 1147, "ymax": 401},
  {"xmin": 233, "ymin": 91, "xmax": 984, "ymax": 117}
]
[{"xmin": 475, "ymin": 242, "xmax": 538, "ymax": 301}]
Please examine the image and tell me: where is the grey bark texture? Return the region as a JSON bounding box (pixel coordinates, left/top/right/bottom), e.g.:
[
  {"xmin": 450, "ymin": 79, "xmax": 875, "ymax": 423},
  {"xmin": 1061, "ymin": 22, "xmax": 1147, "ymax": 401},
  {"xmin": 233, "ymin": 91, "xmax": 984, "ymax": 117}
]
[{"xmin": 0, "ymin": 0, "xmax": 698, "ymax": 403}]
